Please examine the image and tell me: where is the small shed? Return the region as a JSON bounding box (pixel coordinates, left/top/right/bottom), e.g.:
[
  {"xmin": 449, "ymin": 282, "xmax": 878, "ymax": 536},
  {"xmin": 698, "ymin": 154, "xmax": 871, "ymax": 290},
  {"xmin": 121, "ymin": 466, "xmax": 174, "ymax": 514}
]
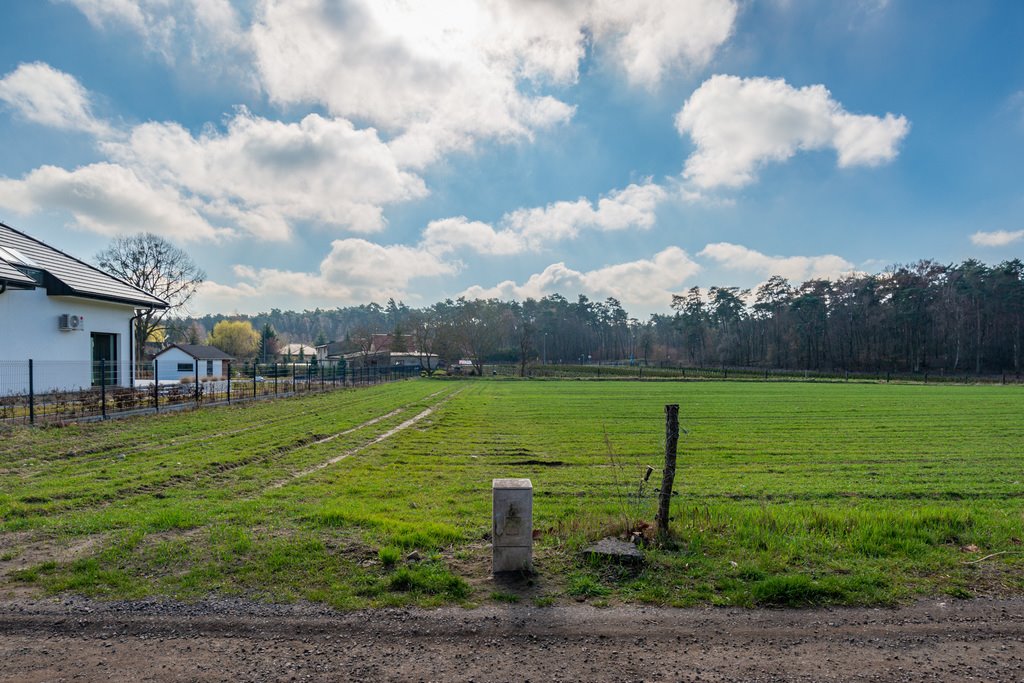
[{"xmin": 154, "ymin": 344, "xmax": 234, "ymax": 382}]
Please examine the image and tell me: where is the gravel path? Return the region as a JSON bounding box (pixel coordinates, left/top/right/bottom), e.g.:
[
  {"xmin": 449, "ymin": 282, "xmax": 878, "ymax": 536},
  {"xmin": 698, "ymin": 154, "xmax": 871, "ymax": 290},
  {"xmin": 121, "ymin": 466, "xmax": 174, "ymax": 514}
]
[{"xmin": 2, "ymin": 597, "xmax": 1023, "ymax": 681}]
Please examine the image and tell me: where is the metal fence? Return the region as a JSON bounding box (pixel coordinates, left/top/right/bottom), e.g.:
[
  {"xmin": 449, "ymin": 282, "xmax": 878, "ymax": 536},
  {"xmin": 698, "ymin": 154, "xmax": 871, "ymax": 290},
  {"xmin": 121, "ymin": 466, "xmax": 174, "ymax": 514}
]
[
  {"xmin": 480, "ymin": 361, "xmax": 1023, "ymax": 384},
  {"xmin": 0, "ymin": 359, "xmax": 420, "ymax": 426}
]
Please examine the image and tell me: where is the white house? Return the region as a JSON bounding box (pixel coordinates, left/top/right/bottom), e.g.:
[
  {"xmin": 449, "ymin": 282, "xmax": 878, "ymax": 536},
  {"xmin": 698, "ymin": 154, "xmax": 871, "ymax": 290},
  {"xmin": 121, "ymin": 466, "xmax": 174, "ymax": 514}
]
[
  {"xmin": 0, "ymin": 222, "xmax": 168, "ymax": 394},
  {"xmin": 278, "ymin": 343, "xmax": 317, "ymax": 361},
  {"xmin": 153, "ymin": 344, "xmax": 233, "ymax": 382}
]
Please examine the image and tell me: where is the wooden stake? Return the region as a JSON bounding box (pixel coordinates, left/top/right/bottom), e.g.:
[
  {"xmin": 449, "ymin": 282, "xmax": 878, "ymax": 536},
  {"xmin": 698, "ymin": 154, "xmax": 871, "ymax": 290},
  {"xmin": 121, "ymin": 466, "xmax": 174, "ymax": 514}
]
[{"xmin": 656, "ymin": 403, "xmax": 680, "ymax": 540}]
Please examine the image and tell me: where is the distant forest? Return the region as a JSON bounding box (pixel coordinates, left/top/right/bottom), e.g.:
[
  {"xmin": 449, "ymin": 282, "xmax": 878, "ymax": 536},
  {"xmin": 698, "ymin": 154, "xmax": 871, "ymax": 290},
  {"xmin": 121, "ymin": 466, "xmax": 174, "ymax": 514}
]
[{"xmin": 177, "ymin": 258, "xmax": 1023, "ymax": 375}]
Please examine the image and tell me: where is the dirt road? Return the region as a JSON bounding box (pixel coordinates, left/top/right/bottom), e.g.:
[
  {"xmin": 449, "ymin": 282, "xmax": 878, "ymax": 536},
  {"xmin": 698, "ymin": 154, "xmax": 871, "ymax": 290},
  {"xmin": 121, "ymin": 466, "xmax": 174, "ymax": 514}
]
[{"xmin": 2, "ymin": 597, "xmax": 1023, "ymax": 682}]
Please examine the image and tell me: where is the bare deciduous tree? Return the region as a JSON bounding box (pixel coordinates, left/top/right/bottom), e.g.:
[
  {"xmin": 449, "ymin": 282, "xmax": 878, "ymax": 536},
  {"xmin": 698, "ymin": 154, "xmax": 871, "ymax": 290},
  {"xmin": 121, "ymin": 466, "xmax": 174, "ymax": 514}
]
[{"xmin": 96, "ymin": 233, "xmax": 205, "ymax": 363}]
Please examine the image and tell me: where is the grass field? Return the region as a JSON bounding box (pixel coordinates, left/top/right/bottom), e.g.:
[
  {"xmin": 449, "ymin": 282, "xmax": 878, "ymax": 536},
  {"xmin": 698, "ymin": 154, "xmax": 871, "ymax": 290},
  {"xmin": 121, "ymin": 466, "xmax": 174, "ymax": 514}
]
[{"xmin": 1, "ymin": 377, "xmax": 1023, "ymax": 608}]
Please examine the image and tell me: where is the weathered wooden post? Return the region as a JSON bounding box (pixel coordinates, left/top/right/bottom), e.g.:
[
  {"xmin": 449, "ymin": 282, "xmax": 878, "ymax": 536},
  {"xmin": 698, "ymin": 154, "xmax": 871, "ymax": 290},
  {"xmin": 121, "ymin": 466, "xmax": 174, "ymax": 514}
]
[{"xmin": 655, "ymin": 404, "xmax": 680, "ymax": 540}]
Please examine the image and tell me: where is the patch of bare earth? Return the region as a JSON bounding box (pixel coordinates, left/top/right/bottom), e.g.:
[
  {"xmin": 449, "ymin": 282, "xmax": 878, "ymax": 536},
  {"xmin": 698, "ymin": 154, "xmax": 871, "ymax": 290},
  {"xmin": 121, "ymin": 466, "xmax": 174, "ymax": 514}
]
[{"xmin": 0, "ymin": 531, "xmax": 105, "ymax": 599}]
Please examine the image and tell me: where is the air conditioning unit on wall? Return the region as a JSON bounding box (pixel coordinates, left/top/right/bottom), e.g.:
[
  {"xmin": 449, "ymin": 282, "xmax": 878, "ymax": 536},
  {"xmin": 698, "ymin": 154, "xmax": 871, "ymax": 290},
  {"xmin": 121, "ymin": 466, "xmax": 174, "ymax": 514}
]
[{"xmin": 58, "ymin": 314, "xmax": 85, "ymax": 331}]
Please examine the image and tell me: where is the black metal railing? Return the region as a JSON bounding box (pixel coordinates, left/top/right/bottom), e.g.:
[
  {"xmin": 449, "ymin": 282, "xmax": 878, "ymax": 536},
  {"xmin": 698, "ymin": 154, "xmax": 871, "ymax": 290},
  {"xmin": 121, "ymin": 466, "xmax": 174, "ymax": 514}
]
[{"xmin": 0, "ymin": 359, "xmax": 420, "ymax": 426}]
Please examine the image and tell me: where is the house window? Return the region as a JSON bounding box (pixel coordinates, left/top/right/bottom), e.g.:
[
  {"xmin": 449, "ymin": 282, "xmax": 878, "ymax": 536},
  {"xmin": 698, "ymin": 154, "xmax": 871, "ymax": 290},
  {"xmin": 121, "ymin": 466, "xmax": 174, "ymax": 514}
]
[
  {"xmin": 177, "ymin": 363, "xmax": 192, "ymax": 373},
  {"xmin": 206, "ymin": 360, "xmax": 214, "ymax": 376}
]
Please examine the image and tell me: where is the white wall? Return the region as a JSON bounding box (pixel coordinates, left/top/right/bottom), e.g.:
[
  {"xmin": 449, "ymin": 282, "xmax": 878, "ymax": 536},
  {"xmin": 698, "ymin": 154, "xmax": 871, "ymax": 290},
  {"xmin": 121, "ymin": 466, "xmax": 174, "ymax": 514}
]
[{"xmin": 0, "ymin": 287, "xmax": 136, "ymax": 394}]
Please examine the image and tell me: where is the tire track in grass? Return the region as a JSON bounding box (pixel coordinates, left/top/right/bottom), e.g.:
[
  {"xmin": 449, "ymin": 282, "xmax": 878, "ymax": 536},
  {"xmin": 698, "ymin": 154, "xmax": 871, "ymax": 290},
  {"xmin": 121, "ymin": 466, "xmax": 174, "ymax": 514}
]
[
  {"xmin": 10, "ymin": 387, "xmax": 457, "ymax": 518},
  {"xmin": 265, "ymin": 388, "xmax": 465, "ymax": 492},
  {"xmin": 309, "ymin": 388, "xmax": 450, "ymax": 447},
  {"xmin": 97, "ymin": 388, "xmax": 457, "ymax": 502},
  {"xmin": 6, "ymin": 383, "xmax": 432, "ymax": 468}
]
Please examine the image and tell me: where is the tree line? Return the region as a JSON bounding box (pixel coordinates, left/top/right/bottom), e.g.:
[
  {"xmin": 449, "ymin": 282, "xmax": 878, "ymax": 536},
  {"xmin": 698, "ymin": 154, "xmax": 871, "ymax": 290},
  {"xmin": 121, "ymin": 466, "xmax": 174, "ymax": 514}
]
[{"xmin": 173, "ymin": 258, "xmax": 1023, "ymax": 376}]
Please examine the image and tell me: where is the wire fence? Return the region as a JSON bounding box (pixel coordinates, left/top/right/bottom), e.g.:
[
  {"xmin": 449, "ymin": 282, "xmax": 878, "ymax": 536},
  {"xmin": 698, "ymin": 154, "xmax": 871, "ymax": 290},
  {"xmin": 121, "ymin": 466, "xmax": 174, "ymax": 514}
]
[
  {"xmin": 479, "ymin": 361, "xmax": 1024, "ymax": 384},
  {"xmin": 0, "ymin": 359, "xmax": 420, "ymax": 426}
]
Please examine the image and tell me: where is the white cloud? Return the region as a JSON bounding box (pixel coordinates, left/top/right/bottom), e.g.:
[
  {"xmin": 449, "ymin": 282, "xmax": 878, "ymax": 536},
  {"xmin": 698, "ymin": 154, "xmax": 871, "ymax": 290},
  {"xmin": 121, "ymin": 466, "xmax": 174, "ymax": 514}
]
[
  {"xmin": 59, "ymin": 0, "xmax": 251, "ymax": 75},
  {"xmin": 676, "ymin": 75, "xmax": 909, "ymax": 189},
  {"xmin": 587, "ymin": 0, "xmax": 738, "ymax": 88},
  {"xmin": 0, "ymin": 163, "xmax": 229, "ymax": 242},
  {"xmin": 0, "ymin": 97, "xmax": 423, "ymax": 241},
  {"xmin": 460, "ymin": 246, "xmax": 700, "ymax": 310},
  {"xmin": 103, "ymin": 109, "xmax": 427, "ymax": 238},
  {"xmin": 422, "ymin": 217, "xmax": 525, "ymax": 256},
  {"xmin": 698, "ymin": 242, "xmax": 855, "ymax": 281},
  {"xmin": 60, "ymin": 1, "xmax": 740, "ymax": 167},
  {"xmin": 0, "ymin": 62, "xmax": 111, "ymax": 136},
  {"xmin": 970, "ymin": 229, "xmax": 1024, "ymax": 247},
  {"xmin": 252, "ymin": 0, "xmax": 738, "ymax": 165},
  {"xmin": 56, "ymin": 0, "xmax": 147, "ymax": 31},
  {"xmin": 193, "ymin": 238, "xmax": 456, "ymax": 313},
  {"xmin": 250, "ymin": 0, "xmax": 580, "ymax": 167},
  {"xmin": 505, "ymin": 182, "xmax": 668, "ymax": 247},
  {"xmin": 23, "ymin": 4, "xmax": 744, "ymax": 251},
  {"xmin": 425, "ymin": 181, "xmax": 668, "ymax": 256}
]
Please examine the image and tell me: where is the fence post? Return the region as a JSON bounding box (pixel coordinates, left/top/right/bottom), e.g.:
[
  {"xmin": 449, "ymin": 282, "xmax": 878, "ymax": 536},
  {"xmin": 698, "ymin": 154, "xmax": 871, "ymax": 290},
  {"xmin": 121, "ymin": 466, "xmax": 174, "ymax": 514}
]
[
  {"xmin": 253, "ymin": 363, "xmax": 257, "ymax": 398},
  {"xmin": 28, "ymin": 359, "xmax": 35, "ymax": 425},
  {"xmin": 656, "ymin": 403, "xmax": 680, "ymax": 542},
  {"xmin": 100, "ymin": 358, "xmax": 107, "ymax": 419},
  {"xmin": 194, "ymin": 362, "xmax": 200, "ymax": 402},
  {"xmin": 154, "ymin": 359, "xmax": 159, "ymax": 412},
  {"xmin": 227, "ymin": 361, "xmax": 231, "ymax": 403}
]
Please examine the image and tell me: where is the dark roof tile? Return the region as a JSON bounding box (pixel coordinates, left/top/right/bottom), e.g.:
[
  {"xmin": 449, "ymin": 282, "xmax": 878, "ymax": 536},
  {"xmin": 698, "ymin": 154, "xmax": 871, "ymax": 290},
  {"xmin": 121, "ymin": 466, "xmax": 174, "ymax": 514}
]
[
  {"xmin": 0, "ymin": 222, "xmax": 168, "ymax": 308},
  {"xmin": 158, "ymin": 344, "xmax": 234, "ymax": 360}
]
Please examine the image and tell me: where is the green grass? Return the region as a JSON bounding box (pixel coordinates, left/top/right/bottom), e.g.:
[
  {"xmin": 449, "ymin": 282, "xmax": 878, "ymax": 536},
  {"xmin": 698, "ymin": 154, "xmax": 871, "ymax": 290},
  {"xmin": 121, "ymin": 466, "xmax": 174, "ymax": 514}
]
[{"xmin": 2, "ymin": 378, "xmax": 1023, "ymax": 608}]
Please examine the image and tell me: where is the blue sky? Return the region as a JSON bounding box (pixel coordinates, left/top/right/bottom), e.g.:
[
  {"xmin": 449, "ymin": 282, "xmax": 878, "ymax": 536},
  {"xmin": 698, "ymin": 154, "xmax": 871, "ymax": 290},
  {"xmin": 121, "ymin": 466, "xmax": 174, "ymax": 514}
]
[{"xmin": 0, "ymin": 0, "xmax": 1021, "ymax": 317}]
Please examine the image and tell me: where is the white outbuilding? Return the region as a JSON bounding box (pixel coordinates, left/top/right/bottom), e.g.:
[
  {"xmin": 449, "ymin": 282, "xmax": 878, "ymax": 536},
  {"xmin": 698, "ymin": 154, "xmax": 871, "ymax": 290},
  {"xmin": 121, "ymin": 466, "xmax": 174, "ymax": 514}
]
[{"xmin": 153, "ymin": 344, "xmax": 234, "ymax": 382}]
